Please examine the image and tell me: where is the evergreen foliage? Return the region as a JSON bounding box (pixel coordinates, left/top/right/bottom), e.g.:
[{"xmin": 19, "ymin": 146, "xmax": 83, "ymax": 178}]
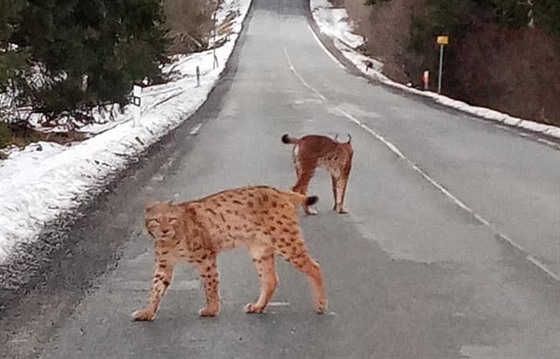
[{"xmin": 2, "ymin": 0, "xmax": 169, "ymax": 122}]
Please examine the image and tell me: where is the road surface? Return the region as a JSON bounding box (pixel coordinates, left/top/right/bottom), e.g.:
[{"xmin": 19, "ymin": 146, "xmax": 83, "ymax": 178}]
[{"xmin": 1, "ymin": 0, "xmax": 559, "ymax": 358}]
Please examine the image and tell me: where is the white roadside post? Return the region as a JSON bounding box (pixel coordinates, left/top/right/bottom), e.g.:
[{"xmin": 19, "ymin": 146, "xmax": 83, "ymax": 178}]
[
  {"xmin": 212, "ymin": 3, "xmax": 218, "ymax": 69},
  {"xmin": 423, "ymin": 70, "xmax": 429, "ymax": 90},
  {"xmin": 437, "ymin": 35, "xmax": 449, "ymax": 94},
  {"xmin": 132, "ymin": 83, "xmax": 142, "ymax": 127}
]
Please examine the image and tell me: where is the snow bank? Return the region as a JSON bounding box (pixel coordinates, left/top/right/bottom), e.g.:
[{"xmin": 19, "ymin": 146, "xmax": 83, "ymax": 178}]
[{"xmin": 0, "ymin": 0, "xmax": 252, "ymax": 264}]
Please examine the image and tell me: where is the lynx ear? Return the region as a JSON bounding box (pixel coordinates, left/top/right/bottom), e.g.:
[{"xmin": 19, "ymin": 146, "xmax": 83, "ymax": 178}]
[
  {"xmin": 145, "ymin": 200, "xmax": 173, "ymax": 212},
  {"xmin": 346, "ymin": 133, "xmax": 352, "ymax": 144},
  {"xmin": 146, "ymin": 201, "xmax": 161, "ymax": 211}
]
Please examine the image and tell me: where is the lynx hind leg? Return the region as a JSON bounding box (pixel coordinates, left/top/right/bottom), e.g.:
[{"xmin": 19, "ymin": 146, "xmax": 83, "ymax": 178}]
[
  {"xmin": 194, "ymin": 252, "xmax": 220, "ymax": 317},
  {"xmin": 245, "ymin": 246, "xmax": 278, "ymax": 314},
  {"xmin": 292, "ymin": 163, "xmax": 318, "ymax": 215},
  {"xmin": 274, "ymin": 232, "xmax": 327, "ymax": 313},
  {"xmin": 330, "ymin": 175, "xmax": 338, "ymax": 211},
  {"xmin": 334, "ymin": 176, "xmax": 349, "ymax": 214}
]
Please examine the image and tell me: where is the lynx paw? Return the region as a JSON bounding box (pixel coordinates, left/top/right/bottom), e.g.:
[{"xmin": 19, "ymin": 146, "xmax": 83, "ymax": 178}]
[
  {"xmin": 132, "ymin": 309, "xmax": 155, "ymax": 321},
  {"xmin": 334, "ymin": 204, "xmax": 348, "ymax": 214},
  {"xmin": 315, "ymin": 299, "xmax": 328, "ymax": 314},
  {"xmin": 305, "ymin": 207, "xmax": 318, "ymax": 216},
  {"xmin": 244, "ymin": 303, "xmax": 265, "ymax": 314},
  {"xmin": 198, "ymin": 307, "xmax": 218, "ymax": 317}
]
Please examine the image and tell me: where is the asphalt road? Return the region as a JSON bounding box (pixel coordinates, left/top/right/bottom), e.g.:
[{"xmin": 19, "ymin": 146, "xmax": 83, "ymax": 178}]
[{"xmin": 1, "ymin": 0, "xmax": 559, "ymax": 358}]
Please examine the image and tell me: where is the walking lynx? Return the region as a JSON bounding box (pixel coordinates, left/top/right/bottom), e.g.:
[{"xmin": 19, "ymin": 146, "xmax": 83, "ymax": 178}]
[
  {"xmin": 282, "ymin": 133, "xmax": 353, "ymax": 215},
  {"xmin": 132, "ymin": 185, "xmax": 327, "ymax": 321}
]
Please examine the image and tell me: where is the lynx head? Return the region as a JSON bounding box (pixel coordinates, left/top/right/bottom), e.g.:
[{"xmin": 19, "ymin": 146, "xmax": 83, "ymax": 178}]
[{"xmin": 145, "ymin": 201, "xmax": 183, "ymax": 242}]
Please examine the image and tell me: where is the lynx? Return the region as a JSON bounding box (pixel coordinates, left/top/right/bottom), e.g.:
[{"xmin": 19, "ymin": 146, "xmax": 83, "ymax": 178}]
[
  {"xmin": 281, "ymin": 133, "xmax": 353, "ymax": 215},
  {"xmin": 132, "ymin": 185, "xmax": 327, "ymax": 321}
]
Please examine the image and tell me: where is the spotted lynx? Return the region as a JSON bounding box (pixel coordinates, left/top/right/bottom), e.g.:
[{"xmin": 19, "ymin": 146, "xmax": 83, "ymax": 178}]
[
  {"xmin": 132, "ymin": 185, "xmax": 327, "ymax": 321},
  {"xmin": 282, "ymin": 133, "xmax": 353, "ymax": 215}
]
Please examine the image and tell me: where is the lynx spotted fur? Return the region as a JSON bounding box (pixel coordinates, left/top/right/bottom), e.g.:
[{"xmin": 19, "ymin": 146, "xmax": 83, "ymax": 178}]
[{"xmin": 132, "ymin": 185, "xmax": 327, "ymax": 321}]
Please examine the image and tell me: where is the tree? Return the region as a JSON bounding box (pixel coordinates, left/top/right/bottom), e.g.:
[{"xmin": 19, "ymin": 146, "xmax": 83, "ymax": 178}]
[
  {"xmin": 11, "ymin": 0, "xmax": 169, "ymax": 122},
  {"xmin": 0, "ymin": 0, "xmax": 29, "ymax": 95},
  {"xmin": 535, "ymin": 0, "xmax": 560, "ymax": 38}
]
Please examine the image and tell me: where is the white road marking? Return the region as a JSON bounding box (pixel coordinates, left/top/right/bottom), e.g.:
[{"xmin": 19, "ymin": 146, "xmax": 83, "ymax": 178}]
[
  {"xmin": 283, "ymin": 47, "xmax": 326, "ymax": 101},
  {"xmin": 338, "ymin": 108, "xmax": 559, "ymax": 281},
  {"xmin": 285, "ymin": 57, "xmax": 559, "ymax": 282},
  {"xmin": 268, "ymin": 301, "xmax": 291, "ymax": 306},
  {"xmin": 190, "ymin": 123, "xmax": 203, "ymax": 135}
]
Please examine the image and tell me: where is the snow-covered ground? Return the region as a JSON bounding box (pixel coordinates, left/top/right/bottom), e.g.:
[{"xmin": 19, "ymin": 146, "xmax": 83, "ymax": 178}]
[
  {"xmin": 0, "ymin": 0, "xmax": 252, "ymax": 264},
  {"xmin": 310, "ymin": 0, "xmax": 560, "ymax": 140}
]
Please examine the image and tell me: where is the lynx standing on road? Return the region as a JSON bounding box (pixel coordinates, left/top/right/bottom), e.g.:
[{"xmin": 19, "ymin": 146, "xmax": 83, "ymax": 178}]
[
  {"xmin": 282, "ymin": 133, "xmax": 353, "ymax": 215},
  {"xmin": 132, "ymin": 185, "xmax": 327, "ymax": 321}
]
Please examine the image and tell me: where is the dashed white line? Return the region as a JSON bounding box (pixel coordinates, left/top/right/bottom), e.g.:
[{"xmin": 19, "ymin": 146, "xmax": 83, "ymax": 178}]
[
  {"xmin": 283, "ymin": 47, "xmax": 326, "ymax": 101},
  {"xmin": 527, "ymin": 255, "xmax": 559, "ymax": 281}
]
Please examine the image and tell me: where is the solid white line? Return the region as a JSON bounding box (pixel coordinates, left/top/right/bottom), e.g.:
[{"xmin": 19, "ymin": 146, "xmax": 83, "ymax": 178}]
[
  {"xmin": 287, "ymin": 54, "xmax": 559, "ymax": 282},
  {"xmin": 190, "ymin": 123, "xmax": 203, "ymax": 135},
  {"xmin": 337, "ymin": 108, "xmax": 558, "ymax": 281},
  {"xmin": 307, "ymin": 24, "xmax": 346, "ymax": 70},
  {"xmin": 283, "ymin": 47, "xmax": 326, "ymax": 101}
]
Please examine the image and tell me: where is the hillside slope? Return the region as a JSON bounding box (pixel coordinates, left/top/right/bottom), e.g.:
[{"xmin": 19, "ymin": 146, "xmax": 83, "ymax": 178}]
[{"xmin": 334, "ymin": 0, "xmax": 560, "ymax": 127}]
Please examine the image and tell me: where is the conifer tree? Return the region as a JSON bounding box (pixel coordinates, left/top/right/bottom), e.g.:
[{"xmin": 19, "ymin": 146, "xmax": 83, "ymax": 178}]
[{"xmin": 11, "ymin": 0, "xmax": 169, "ymax": 121}]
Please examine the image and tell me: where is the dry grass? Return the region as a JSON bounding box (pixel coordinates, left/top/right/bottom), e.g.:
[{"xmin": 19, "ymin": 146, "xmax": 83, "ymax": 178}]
[
  {"xmin": 162, "ymin": 0, "xmax": 217, "ymax": 54},
  {"xmin": 0, "ymin": 122, "xmax": 88, "ymax": 153}
]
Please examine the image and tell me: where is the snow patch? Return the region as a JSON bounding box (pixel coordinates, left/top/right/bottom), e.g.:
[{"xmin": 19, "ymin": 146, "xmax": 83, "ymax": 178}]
[{"xmin": 0, "ymin": 0, "xmax": 253, "ymax": 264}]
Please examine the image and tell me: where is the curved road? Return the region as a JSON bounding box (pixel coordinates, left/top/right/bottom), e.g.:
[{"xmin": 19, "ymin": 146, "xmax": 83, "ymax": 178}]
[{"xmin": 1, "ymin": 0, "xmax": 559, "ymax": 358}]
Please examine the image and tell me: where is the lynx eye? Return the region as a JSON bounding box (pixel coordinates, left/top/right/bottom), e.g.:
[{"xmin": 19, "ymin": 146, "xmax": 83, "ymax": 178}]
[
  {"xmin": 147, "ymin": 219, "xmax": 159, "ymax": 227},
  {"xmin": 169, "ymin": 218, "xmax": 178, "ymax": 225}
]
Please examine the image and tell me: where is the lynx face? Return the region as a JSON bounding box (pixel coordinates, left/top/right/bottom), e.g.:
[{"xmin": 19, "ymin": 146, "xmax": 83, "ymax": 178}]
[{"xmin": 145, "ymin": 202, "xmax": 183, "ymax": 243}]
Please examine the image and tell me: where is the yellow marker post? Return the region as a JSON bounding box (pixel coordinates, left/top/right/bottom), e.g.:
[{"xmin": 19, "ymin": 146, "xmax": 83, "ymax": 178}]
[{"xmin": 437, "ymin": 36, "xmax": 449, "ymax": 94}]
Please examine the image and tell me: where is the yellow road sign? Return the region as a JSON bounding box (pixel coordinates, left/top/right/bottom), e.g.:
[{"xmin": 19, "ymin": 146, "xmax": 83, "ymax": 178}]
[{"xmin": 437, "ymin": 36, "xmax": 449, "ymax": 45}]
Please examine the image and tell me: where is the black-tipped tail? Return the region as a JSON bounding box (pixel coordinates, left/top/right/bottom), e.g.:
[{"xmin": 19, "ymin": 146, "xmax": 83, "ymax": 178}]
[
  {"xmin": 281, "ymin": 133, "xmax": 298, "ymax": 144},
  {"xmin": 306, "ymin": 195, "xmax": 319, "ymax": 206}
]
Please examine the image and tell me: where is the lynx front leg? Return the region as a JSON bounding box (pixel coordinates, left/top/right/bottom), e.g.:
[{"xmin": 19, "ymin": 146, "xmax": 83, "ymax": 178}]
[
  {"xmin": 245, "ymin": 246, "xmax": 278, "ymax": 314},
  {"xmin": 133, "ymin": 259, "xmax": 175, "ymax": 321},
  {"xmin": 333, "ymin": 176, "xmax": 349, "ymax": 214},
  {"xmin": 195, "ymin": 253, "xmax": 220, "ymax": 317}
]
